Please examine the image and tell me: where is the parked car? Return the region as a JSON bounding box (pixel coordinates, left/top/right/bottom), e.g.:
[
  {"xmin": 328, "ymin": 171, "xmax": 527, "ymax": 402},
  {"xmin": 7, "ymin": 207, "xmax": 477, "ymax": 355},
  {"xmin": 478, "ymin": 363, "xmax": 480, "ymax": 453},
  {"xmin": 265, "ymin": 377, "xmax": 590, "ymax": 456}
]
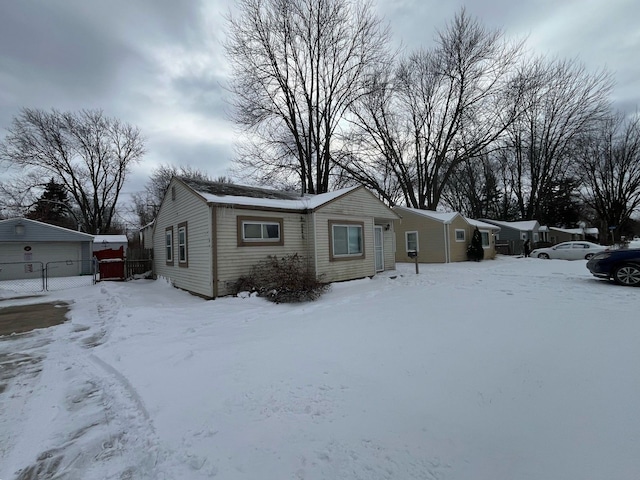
[
  {"xmin": 529, "ymin": 241, "xmax": 606, "ymax": 260},
  {"xmin": 586, "ymin": 249, "xmax": 640, "ymax": 286}
]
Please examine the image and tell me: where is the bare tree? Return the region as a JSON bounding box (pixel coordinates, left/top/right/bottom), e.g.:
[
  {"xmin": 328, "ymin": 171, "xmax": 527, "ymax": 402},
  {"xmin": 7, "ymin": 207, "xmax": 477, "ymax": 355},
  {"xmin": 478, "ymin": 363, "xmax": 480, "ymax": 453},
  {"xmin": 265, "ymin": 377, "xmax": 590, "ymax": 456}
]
[
  {"xmin": 342, "ymin": 9, "xmax": 526, "ymax": 209},
  {"xmin": 0, "ymin": 108, "xmax": 145, "ymax": 233},
  {"xmin": 576, "ymin": 112, "xmax": 640, "ymax": 241},
  {"xmin": 130, "ymin": 164, "xmax": 218, "ymax": 226},
  {"xmin": 224, "ymin": 0, "xmax": 391, "ymax": 194},
  {"xmin": 499, "ymin": 57, "xmax": 613, "ymax": 221}
]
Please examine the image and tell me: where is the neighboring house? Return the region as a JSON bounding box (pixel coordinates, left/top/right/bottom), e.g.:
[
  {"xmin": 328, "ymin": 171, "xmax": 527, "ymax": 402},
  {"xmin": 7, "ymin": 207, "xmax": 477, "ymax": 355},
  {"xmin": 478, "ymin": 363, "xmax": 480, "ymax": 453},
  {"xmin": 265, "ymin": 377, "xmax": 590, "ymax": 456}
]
[
  {"xmin": 0, "ymin": 218, "xmax": 94, "ymax": 280},
  {"xmin": 151, "ymin": 177, "xmax": 400, "ymax": 299},
  {"xmin": 93, "ymin": 235, "xmax": 128, "ymax": 255},
  {"xmin": 547, "ymin": 226, "xmax": 600, "ymax": 244},
  {"xmin": 465, "ymin": 218, "xmax": 501, "ymax": 260},
  {"xmin": 393, "ymin": 207, "xmax": 496, "ymax": 263},
  {"xmin": 480, "ymin": 219, "xmax": 540, "ymax": 255},
  {"xmin": 140, "ymin": 220, "xmax": 155, "ymax": 251}
]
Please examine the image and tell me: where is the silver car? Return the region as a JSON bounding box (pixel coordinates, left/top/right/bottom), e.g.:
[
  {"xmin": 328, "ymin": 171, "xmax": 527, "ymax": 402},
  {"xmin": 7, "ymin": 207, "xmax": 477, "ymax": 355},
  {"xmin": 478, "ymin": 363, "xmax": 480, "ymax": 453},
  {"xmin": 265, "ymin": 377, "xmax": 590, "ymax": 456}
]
[{"xmin": 530, "ymin": 241, "xmax": 607, "ymax": 260}]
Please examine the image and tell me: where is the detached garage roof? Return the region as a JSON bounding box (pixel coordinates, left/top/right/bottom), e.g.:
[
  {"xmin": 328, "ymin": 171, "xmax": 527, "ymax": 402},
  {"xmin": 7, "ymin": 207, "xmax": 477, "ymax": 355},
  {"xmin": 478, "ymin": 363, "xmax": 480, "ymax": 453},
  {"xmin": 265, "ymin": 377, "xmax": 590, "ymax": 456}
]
[{"xmin": 0, "ymin": 218, "xmax": 94, "ymax": 242}]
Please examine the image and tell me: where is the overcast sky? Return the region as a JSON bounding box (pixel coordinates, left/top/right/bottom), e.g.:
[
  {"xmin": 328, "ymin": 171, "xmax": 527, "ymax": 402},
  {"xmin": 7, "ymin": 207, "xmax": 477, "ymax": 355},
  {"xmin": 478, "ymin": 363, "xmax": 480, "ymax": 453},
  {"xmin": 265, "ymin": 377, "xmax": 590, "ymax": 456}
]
[{"xmin": 1, "ymin": 0, "xmax": 639, "ymax": 202}]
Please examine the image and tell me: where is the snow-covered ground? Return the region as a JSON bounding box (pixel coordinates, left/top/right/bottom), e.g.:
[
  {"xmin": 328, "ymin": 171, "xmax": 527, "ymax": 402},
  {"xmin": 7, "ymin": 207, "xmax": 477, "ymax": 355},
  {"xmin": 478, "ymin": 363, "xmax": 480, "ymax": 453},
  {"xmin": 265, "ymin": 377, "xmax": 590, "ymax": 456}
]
[{"xmin": 1, "ymin": 256, "xmax": 639, "ymax": 480}]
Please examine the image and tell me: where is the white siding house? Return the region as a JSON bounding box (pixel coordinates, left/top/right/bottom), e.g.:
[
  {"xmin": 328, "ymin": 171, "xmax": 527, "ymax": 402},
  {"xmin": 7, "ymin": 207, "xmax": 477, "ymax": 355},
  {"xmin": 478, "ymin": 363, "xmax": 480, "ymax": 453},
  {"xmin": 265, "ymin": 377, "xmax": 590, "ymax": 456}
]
[{"xmin": 151, "ymin": 178, "xmax": 400, "ymax": 298}]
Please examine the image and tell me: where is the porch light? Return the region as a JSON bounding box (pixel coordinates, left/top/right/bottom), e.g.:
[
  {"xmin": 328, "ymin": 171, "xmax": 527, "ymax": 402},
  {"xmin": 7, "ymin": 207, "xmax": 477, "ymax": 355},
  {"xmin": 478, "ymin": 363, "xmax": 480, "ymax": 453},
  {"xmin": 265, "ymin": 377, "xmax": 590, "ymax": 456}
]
[{"xmin": 15, "ymin": 223, "xmax": 25, "ymax": 236}]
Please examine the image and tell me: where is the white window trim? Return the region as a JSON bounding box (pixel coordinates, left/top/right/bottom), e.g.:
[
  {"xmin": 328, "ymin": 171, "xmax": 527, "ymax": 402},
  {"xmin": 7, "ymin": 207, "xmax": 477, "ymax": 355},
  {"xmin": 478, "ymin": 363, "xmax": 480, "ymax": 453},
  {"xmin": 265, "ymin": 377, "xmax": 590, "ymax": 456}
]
[
  {"xmin": 405, "ymin": 231, "xmax": 419, "ymax": 252},
  {"xmin": 455, "ymin": 229, "xmax": 466, "ymax": 242},
  {"xmin": 480, "ymin": 229, "xmax": 491, "ymax": 249},
  {"xmin": 178, "ymin": 224, "xmax": 187, "ymax": 263}
]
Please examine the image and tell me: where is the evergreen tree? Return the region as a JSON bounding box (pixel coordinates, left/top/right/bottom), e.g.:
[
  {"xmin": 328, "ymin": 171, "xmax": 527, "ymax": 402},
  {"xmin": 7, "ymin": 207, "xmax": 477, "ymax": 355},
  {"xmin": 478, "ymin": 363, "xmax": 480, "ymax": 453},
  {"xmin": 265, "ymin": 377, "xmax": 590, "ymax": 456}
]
[
  {"xmin": 26, "ymin": 178, "xmax": 75, "ymax": 228},
  {"xmin": 467, "ymin": 227, "xmax": 485, "ymax": 262}
]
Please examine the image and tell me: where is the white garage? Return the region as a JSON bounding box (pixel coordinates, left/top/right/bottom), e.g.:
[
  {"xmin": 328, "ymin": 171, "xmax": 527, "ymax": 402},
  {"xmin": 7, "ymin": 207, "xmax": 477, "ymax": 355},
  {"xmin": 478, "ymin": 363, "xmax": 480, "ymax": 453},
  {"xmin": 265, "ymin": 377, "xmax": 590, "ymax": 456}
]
[{"xmin": 0, "ymin": 218, "xmax": 94, "ymax": 281}]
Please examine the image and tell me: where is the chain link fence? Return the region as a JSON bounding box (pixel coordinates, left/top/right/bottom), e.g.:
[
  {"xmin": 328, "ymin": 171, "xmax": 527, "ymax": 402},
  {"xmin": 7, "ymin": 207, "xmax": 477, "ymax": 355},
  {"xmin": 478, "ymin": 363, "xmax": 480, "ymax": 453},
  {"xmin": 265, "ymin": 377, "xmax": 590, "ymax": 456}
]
[
  {"xmin": 0, "ymin": 260, "xmax": 97, "ymax": 296},
  {"xmin": 1, "ymin": 259, "xmax": 153, "ymax": 297}
]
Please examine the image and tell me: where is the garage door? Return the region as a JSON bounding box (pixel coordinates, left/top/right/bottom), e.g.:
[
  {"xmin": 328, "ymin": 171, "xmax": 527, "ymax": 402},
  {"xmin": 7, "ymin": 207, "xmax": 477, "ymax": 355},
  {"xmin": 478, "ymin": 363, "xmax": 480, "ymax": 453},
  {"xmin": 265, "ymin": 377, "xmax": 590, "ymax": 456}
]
[{"xmin": 0, "ymin": 242, "xmax": 82, "ymax": 280}]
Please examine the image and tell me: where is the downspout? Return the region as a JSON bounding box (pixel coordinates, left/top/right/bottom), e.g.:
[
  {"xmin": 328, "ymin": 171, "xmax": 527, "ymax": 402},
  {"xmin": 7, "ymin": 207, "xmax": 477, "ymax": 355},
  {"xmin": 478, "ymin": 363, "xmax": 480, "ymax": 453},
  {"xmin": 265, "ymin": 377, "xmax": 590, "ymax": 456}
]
[
  {"xmin": 443, "ymin": 223, "xmax": 450, "ymax": 263},
  {"xmin": 211, "ymin": 205, "xmax": 218, "ymax": 299},
  {"xmin": 312, "ymin": 211, "xmax": 318, "ymax": 279}
]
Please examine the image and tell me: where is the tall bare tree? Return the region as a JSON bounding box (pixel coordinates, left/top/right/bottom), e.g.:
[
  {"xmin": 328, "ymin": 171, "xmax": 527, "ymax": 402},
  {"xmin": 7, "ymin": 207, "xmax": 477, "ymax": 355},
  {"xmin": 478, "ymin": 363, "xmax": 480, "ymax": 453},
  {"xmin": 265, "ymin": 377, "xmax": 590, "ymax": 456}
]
[
  {"xmin": 499, "ymin": 57, "xmax": 613, "ymax": 221},
  {"xmin": 342, "ymin": 9, "xmax": 526, "ymax": 209},
  {"xmin": 0, "ymin": 108, "xmax": 145, "ymax": 233},
  {"xmin": 130, "ymin": 164, "xmax": 222, "ymax": 226},
  {"xmin": 576, "ymin": 112, "xmax": 640, "ymax": 241},
  {"xmin": 225, "ymin": 0, "xmax": 391, "ymax": 194}
]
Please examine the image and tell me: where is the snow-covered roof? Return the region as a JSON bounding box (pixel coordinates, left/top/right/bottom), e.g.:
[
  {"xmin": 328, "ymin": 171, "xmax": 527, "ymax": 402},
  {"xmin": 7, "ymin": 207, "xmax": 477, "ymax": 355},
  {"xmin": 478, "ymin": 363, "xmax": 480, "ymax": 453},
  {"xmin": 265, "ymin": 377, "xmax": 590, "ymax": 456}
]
[
  {"xmin": 548, "ymin": 226, "xmax": 599, "ymax": 235},
  {"xmin": 466, "ymin": 218, "xmax": 501, "ymax": 231},
  {"xmin": 182, "ymin": 177, "xmax": 362, "ymax": 211},
  {"xmin": 94, "ymin": 235, "xmax": 128, "ymax": 244},
  {"xmin": 482, "ymin": 219, "xmax": 539, "ymax": 231},
  {"xmin": 394, "ymin": 206, "xmax": 461, "ymax": 224}
]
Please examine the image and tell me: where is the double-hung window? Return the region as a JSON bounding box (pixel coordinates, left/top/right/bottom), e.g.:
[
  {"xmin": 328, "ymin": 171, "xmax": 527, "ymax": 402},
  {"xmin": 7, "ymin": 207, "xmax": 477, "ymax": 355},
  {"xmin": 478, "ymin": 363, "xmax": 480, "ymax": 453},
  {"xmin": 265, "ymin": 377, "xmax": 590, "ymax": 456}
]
[
  {"xmin": 165, "ymin": 226, "xmax": 173, "ymax": 265},
  {"xmin": 406, "ymin": 231, "xmax": 418, "ymax": 253},
  {"xmin": 178, "ymin": 222, "xmax": 188, "ymax": 266},
  {"xmin": 238, "ymin": 216, "xmax": 283, "ymax": 246},
  {"xmin": 330, "ymin": 221, "xmax": 364, "ymax": 260},
  {"xmin": 480, "ymin": 230, "xmax": 490, "ymax": 248},
  {"xmin": 455, "ymin": 229, "xmax": 466, "ymax": 242}
]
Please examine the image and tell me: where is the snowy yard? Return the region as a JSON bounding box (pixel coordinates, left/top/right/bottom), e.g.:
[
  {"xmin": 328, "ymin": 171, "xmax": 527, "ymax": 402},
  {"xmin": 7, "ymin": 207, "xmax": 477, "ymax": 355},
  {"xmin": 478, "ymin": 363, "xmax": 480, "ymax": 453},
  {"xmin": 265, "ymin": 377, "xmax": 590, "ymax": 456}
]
[{"xmin": 1, "ymin": 256, "xmax": 639, "ymax": 480}]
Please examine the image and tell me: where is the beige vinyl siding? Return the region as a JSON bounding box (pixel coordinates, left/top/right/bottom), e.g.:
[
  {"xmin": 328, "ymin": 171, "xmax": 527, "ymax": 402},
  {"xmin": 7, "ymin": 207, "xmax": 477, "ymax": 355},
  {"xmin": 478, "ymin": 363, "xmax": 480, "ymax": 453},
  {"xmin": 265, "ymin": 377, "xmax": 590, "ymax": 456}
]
[
  {"xmin": 313, "ymin": 188, "xmax": 397, "ymax": 281},
  {"xmin": 214, "ymin": 206, "xmax": 311, "ymax": 296},
  {"xmin": 153, "ymin": 181, "xmax": 213, "ymax": 298},
  {"xmin": 448, "ymin": 216, "xmax": 470, "ymax": 262},
  {"xmin": 395, "ymin": 211, "xmax": 447, "ymax": 263}
]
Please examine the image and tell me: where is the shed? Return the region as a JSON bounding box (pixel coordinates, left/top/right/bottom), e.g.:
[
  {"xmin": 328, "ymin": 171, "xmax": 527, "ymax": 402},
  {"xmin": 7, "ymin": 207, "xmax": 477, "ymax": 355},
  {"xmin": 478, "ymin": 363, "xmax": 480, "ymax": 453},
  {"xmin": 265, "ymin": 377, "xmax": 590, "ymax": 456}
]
[
  {"xmin": 93, "ymin": 235, "xmax": 128, "ymax": 255},
  {"xmin": 151, "ymin": 177, "xmax": 400, "ymax": 299}
]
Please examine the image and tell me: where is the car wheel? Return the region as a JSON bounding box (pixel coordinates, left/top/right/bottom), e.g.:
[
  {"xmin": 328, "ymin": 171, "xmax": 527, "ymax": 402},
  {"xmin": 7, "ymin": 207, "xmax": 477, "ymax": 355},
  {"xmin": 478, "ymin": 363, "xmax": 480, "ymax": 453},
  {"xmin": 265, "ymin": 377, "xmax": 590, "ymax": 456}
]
[
  {"xmin": 613, "ymin": 264, "xmax": 640, "ymax": 286},
  {"xmin": 538, "ymin": 253, "xmax": 550, "ymax": 259},
  {"xmin": 585, "ymin": 253, "xmax": 595, "ymax": 260}
]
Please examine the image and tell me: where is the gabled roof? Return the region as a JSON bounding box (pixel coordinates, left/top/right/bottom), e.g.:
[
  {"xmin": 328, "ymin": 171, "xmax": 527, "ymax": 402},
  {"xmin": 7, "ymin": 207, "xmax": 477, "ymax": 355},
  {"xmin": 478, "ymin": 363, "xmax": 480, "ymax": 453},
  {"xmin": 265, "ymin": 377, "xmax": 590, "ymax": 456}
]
[
  {"xmin": 0, "ymin": 218, "xmax": 94, "ymax": 241},
  {"xmin": 548, "ymin": 226, "xmax": 599, "ymax": 235},
  {"xmin": 178, "ymin": 177, "xmax": 366, "ymax": 212},
  {"xmin": 393, "ymin": 206, "xmax": 463, "ymax": 224},
  {"xmin": 481, "ymin": 219, "xmax": 539, "ymax": 231},
  {"xmin": 465, "ymin": 218, "xmax": 501, "ymax": 231}
]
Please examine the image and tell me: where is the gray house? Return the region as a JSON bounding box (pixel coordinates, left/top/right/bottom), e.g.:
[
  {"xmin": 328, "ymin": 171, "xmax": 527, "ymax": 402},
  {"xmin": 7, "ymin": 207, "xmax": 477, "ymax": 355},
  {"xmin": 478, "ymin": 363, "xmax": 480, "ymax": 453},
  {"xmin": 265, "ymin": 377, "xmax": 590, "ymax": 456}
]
[
  {"xmin": 480, "ymin": 219, "xmax": 540, "ymax": 255},
  {"xmin": 0, "ymin": 218, "xmax": 94, "ymax": 280}
]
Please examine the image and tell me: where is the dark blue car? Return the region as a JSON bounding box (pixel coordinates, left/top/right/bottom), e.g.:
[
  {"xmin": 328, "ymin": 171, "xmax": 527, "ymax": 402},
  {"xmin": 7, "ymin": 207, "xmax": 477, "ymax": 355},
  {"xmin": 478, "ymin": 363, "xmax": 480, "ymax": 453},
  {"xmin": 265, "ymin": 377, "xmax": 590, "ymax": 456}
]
[{"xmin": 586, "ymin": 248, "xmax": 640, "ymax": 286}]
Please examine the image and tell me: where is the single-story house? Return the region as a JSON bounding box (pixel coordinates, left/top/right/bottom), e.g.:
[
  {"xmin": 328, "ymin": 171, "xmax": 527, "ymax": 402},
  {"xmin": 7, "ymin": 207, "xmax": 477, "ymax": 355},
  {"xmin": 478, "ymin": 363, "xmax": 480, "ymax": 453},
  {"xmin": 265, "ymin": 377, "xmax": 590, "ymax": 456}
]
[
  {"xmin": 546, "ymin": 226, "xmax": 600, "ymax": 244},
  {"xmin": 480, "ymin": 219, "xmax": 540, "ymax": 255},
  {"xmin": 0, "ymin": 218, "xmax": 94, "ymax": 280},
  {"xmin": 93, "ymin": 235, "xmax": 128, "ymax": 255},
  {"xmin": 151, "ymin": 177, "xmax": 400, "ymax": 299},
  {"xmin": 465, "ymin": 218, "xmax": 501, "ymax": 259},
  {"xmin": 393, "ymin": 207, "xmax": 500, "ymax": 263}
]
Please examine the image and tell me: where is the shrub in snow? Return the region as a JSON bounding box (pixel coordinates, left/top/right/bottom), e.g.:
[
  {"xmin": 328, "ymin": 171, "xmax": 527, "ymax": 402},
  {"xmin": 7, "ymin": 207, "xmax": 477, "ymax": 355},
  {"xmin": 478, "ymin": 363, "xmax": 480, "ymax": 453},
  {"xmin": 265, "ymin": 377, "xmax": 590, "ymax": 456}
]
[
  {"xmin": 467, "ymin": 227, "xmax": 484, "ymax": 262},
  {"xmin": 234, "ymin": 254, "xmax": 330, "ymax": 303}
]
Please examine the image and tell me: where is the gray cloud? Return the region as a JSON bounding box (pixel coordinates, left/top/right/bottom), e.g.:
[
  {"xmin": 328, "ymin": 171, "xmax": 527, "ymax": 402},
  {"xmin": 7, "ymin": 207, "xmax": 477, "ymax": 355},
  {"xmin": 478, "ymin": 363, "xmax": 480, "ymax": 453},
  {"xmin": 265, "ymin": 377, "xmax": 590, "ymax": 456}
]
[{"xmin": 1, "ymin": 0, "xmax": 639, "ymax": 202}]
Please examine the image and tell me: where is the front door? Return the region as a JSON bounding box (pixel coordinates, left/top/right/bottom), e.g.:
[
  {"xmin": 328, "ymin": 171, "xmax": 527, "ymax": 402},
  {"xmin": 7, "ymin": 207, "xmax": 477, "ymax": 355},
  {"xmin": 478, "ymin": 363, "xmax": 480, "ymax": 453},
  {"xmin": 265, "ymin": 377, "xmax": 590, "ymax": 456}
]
[{"xmin": 374, "ymin": 226, "xmax": 384, "ymax": 272}]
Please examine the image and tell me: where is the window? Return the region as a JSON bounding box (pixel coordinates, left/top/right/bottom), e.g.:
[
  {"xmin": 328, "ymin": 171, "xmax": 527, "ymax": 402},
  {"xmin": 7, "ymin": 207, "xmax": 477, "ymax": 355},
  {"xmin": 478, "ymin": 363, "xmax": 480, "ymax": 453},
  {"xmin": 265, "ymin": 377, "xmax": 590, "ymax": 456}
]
[
  {"xmin": 237, "ymin": 216, "xmax": 284, "ymax": 246},
  {"xmin": 178, "ymin": 222, "xmax": 188, "ymax": 266},
  {"xmin": 406, "ymin": 231, "xmax": 418, "ymax": 252},
  {"xmin": 480, "ymin": 230, "xmax": 490, "ymax": 248},
  {"xmin": 330, "ymin": 221, "xmax": 364, "ymax": 260},
  {"xmin": 165, "ymin": 226, "xmax": 173, "ymax": 265},
  {"xmin": 455, "ymin": 229, "xmax": 466, "ymax": 242}
]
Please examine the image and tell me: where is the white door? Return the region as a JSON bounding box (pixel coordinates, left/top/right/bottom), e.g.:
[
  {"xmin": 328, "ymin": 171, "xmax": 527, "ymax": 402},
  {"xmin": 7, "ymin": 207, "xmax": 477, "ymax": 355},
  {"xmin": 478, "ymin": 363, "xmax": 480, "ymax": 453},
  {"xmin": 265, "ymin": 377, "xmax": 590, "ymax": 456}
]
[{"xmin": 374, "ymin": 226, "xmax": 384, "ymax": 272}]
